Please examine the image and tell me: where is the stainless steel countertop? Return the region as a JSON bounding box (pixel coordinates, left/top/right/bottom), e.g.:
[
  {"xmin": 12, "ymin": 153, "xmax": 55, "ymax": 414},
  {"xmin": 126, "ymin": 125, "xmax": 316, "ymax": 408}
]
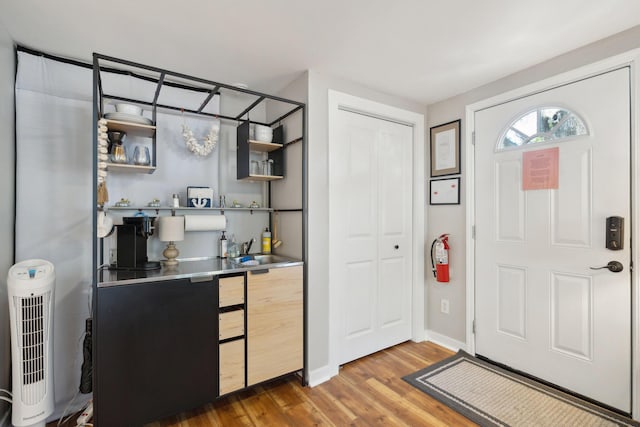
[{"xmin": 97, "ymin": 256, "xmax": 303, "ymax": 287}]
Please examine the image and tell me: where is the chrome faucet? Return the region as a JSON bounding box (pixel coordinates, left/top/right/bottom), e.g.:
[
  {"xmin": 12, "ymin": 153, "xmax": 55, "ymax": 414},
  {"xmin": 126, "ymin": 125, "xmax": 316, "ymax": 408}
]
[{"xmin": 240, "ymin": 237, "xmax": 256, "ymax": 255}]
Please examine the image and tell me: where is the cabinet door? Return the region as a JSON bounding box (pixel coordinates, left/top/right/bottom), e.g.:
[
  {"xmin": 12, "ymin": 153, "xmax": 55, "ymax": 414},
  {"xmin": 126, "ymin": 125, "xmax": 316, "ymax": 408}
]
[
  {"xmin": 219, "ymin": 275, "xmax": 245, "ymax": 307},
  {"xmin": 220, "ymin": 339, "xmax": 245, "ymax": 395},
  {"xmin": 95, "ymin": 278, "xmax": 218, "ymax": 426},
  {"xmin": 219, "ymin": 309, "xmax": 245, "ymax": 340},
  {"xmin": 247, "ymin": 266, "xmax": 303, "ymax": 385}
]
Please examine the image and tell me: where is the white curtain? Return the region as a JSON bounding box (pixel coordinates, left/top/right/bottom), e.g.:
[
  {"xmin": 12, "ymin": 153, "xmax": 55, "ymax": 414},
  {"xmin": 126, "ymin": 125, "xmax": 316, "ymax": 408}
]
[{"xmin": 15, "ymin": 51, "xmax": 94, "ymax": 420}]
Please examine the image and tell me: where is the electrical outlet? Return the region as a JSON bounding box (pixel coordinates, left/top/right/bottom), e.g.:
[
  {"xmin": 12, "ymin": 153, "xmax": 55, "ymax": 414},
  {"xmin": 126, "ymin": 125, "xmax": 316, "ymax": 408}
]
[{"xmin": 440, "ymin": 299, "xmax": 450, "ymax": 314}]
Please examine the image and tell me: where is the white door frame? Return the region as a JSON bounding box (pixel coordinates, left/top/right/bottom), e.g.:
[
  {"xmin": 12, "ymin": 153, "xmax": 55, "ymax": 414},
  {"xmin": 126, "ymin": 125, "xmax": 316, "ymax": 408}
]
[
  {"xmin": 328, "ymin": 90, "xmax": 425, "ymax": 377},
  {"xmin": 465, "ymin": 49, "xmax": 640, "ymax": 418}
]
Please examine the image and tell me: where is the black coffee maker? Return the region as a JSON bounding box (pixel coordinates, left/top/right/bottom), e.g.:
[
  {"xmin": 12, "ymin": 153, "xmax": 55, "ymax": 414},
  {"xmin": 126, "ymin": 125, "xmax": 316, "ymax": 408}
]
[{"xmin": 112, "ymin": 216, "xmax": 160, "ymax": 270}]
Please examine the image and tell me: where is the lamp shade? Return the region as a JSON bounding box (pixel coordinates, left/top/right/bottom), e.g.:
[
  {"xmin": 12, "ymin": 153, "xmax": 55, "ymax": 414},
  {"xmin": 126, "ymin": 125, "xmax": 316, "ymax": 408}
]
[{"xmin": 158, "ymin": 216, "xmax": 185, "ymax": 242}]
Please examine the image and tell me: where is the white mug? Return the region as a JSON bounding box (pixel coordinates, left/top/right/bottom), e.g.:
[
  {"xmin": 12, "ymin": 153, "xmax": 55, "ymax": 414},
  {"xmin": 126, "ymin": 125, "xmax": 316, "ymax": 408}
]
[{"xmin": 97, "ymin": 211, "xmax": 114, "ymax": 238}]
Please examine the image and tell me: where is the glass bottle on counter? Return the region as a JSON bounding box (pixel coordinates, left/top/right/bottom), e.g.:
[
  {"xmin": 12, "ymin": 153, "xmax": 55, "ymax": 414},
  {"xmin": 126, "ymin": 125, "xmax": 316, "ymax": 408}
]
[{"xmin": 227, "ymin": 235, "xmax": 239, "ymax": 258}]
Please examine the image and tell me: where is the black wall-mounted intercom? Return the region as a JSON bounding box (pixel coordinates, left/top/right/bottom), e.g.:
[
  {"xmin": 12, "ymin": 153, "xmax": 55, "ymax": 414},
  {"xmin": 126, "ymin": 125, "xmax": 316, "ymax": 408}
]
[{"xmin": 606, "ymin": 216, "xmax": 624, "ymax": 250}]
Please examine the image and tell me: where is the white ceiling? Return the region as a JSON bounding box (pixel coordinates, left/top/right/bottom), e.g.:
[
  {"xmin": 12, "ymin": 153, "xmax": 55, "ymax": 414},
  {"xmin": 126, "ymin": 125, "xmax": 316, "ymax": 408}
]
[{"xmin": 2, "ymin": 0, "xmax": 640, "ymax": 105}]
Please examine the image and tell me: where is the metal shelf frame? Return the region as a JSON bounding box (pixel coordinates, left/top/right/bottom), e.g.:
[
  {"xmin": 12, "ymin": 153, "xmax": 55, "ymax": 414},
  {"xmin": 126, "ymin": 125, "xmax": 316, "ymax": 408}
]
[
  {"xmin": 91, "ymin": 53, "xmax": 309, "ymax": 412},
  {"xmin": 93, "ymin": 53, "xmax": 305, "ymax": 126}
]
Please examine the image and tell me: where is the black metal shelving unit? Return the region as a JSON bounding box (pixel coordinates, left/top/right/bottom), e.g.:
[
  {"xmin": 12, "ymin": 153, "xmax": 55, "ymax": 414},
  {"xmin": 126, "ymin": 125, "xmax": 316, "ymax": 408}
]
[{"xmin": 91, "ymin": 52, "xmax": 307, "ymax": 425}]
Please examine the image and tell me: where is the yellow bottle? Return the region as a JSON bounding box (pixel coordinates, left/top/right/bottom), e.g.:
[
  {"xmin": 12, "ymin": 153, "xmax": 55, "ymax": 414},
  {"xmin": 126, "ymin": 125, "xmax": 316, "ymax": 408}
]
[{"xmin": 261, "ymin": 227, "xmax": 272, "ymax": 254}]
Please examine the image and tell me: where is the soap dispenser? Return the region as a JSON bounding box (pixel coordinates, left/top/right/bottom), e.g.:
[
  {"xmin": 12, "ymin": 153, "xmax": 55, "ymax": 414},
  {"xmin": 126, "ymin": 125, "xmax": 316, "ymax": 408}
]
[
  {"xmin": 262, "ymin": 227, "xmax": 272, "ymax": 254},
  {"xmin": 219, "ymin": 231, "xmax": 228, "ymax": 258}
]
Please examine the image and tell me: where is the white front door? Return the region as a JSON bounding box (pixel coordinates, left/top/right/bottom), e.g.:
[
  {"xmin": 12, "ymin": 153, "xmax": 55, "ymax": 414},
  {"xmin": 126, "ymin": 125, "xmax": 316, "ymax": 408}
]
[
  {"xmin": 474, "ymin": 68, "xmax": 631, "ymax": 412},
  {"xmin": 330, "ymin": 108, "xmax": 413, "ymax": 365}
]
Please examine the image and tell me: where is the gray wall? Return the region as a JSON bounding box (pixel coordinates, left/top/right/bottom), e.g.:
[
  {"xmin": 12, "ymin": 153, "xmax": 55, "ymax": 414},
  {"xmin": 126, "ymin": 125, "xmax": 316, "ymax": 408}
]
[
  {"xmin": 426, "ymin": 24, "xmax": 640, "ymax": 345},
  {"xmin": 306, "ymin": 70, "xmax": 426, "ymax": 380},
  {"xmin": 0, "ymin": 22, "xmax": 13, "ymax": 421},
  {"xmin": 270, "ymin": 71, "xmax": 308, "ymax": 261}
]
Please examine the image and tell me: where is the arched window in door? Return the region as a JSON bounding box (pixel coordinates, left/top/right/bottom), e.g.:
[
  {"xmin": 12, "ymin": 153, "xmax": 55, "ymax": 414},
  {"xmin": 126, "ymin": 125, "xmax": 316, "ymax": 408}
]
[{"xmin": 498, "ymin": 107, "xmax": 588, "ymax": 150}]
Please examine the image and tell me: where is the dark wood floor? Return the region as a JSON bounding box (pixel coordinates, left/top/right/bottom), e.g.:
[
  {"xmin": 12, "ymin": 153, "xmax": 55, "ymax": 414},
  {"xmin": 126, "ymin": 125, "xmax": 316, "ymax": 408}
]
[
  {"xmin": 49, "ymin": 341, "xmax": 475, "ymax": 426},
  {"xmin": 144, "ymin": 341, "xmax": 476, "ymax": 427}
]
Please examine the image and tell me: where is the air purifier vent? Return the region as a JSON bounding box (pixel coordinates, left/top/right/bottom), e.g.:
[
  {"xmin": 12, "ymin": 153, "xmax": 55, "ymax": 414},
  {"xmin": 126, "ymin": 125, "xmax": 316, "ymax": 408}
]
[{"xmin": 14, "ymin": 291, "xmax": 51, "ymax": 405}]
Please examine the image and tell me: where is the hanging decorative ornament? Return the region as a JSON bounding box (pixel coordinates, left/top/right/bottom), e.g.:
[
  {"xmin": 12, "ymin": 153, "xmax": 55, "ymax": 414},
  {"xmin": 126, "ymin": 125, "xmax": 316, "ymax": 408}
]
[
  {"xmin": 97, "ymin": 181, "xmax": 109, "ymax": 206},
  {"xmin": 181, "ymin": 114, "xmax": 220, "ymax": 157},
  {"xmin": 97, "ymin": 118, "xmax": 109, "ymax": 204}
]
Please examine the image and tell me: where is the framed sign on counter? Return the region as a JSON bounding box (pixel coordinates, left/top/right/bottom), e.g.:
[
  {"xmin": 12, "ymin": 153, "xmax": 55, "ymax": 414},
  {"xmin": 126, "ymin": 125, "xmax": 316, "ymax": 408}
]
[{"xmin": 430, "ymin": 120, "xmax": 461, "ymax": 177}]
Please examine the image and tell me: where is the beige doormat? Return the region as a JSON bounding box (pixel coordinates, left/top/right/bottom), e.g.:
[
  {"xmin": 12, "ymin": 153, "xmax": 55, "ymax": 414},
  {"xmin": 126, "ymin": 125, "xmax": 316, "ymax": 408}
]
[{"xmin": 403, "ymin": 351, "xmax": 638, "ymax": 427}]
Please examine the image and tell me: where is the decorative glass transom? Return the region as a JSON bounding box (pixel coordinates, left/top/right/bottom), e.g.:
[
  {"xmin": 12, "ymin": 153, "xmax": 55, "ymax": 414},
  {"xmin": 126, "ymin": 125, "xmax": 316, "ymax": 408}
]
[{"xmin": 498, "ymin": 107, "xmax": 588, "ymax": 150}]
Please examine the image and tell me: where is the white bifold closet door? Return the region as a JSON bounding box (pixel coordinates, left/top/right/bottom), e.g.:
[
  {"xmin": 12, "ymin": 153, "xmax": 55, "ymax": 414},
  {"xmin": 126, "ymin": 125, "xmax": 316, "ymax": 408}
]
[{"xmin": 330, "ymin": 108, "xmax": 413, "ymax": 365}]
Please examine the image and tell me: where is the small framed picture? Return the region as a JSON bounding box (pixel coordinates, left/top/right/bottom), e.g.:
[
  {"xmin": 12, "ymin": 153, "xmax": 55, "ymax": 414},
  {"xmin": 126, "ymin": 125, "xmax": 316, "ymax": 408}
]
[
  {"xmin": 430, "ymin": 120, "xmax": 461, "ymax": 177},
  {"xmin": 430, "ymin": 177, "xmax": 460, "ymax": 205}
]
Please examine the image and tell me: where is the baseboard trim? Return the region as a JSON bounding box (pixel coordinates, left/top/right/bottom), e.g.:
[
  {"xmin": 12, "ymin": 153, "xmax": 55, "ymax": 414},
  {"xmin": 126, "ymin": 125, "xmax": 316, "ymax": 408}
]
[
  {"xmin": 307, "ymin": 364, "xmax": 339, "ymax": 387},
  {"xmin": 425, "ymin": 329, "xmax": 467, "ymax": 353}
]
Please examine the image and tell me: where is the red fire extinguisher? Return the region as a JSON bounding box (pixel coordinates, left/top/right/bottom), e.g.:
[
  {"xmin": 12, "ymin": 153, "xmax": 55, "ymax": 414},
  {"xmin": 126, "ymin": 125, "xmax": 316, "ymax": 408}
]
[{"xmin": 431, "ymin": 234, "xmax": 450, "ymax": 283}]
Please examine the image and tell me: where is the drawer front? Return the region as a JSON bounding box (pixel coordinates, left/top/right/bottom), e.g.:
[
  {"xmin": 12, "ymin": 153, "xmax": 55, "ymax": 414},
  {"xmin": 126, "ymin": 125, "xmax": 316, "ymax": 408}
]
[
  {"xmin": 219, "ymin": 310, "xmax": 245, "ymax": 340},
  {"xmin": 247, "ymin": 265, "xmax": 303, "ymax": 386},
  {"xmin": 219, "ymin": 339, "xmax": 245, "ymax": 395},
  {"xmin": 219, "ymin": 276, "xmax": 245, "ymax": 307}
]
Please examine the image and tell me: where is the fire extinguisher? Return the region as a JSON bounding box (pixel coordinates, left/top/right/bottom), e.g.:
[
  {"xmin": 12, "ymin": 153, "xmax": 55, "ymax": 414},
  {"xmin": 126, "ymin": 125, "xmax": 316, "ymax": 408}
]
[{"xmin": 431, "ymin": 234, "xmax": 450, "ymax": 283}]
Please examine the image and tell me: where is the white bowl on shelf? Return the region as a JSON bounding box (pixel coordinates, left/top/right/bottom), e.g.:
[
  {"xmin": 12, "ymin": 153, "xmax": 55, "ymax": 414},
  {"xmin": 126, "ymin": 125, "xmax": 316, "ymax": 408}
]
[
  {"xmin": 115, "ymin": 103, "xmax": 143, "ymax": 116},
  {"xmin": 254, "ymin": 124, "xmax": 273, "ymax": 142}
]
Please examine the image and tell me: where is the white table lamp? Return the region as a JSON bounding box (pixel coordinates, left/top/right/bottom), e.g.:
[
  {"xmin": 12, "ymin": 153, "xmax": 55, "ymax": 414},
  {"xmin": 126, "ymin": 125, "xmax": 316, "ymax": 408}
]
[{"xmin": 158, "ymin": 216, "xmax": 185, "ymax": 267}]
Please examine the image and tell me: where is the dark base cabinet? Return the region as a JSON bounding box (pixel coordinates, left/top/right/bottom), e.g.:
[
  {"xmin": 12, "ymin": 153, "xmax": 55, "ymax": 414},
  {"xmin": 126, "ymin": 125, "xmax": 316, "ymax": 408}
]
[{"xmin": 95, "ymin": 278, "xmax": 218, "ymax": 426}]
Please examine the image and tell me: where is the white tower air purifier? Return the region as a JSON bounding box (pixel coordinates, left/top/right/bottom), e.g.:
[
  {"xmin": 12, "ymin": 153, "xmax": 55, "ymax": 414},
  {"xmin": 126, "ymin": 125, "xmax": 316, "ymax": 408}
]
[{"xmin": 8, "ymin": 259, "xmax": 55, "ymax": 427}]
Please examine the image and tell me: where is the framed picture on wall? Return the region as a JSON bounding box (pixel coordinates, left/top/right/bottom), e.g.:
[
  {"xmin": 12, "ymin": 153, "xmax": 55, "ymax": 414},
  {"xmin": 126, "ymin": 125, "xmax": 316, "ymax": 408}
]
[
  {"xmin": 430, "ymin": 177, "xmax": 460, "ymax": 205},
  {"xmin": 430, "ymin": 119, "xmax": 461, "ymax": 177}
]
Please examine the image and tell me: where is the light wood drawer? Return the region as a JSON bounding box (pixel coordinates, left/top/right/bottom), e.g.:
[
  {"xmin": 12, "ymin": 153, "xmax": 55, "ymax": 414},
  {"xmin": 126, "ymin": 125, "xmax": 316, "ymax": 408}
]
[
  {"xmin": 219, "ymin": 339, "xmax": 245, "ymax": 395},
  {"xmin": 219, "ymin": 276, "xmax": 245, "ymax": 307},
  {"xmin": 219, "ymin": 310, "xmax": 244, "ymax": 340}
]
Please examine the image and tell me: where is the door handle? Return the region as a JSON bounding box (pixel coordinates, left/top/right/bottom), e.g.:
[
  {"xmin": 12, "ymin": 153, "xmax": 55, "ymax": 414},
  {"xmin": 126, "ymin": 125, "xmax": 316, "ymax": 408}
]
[{"xmin": 589, "ymin": 261, "xmax": 624, "ymax": 273}]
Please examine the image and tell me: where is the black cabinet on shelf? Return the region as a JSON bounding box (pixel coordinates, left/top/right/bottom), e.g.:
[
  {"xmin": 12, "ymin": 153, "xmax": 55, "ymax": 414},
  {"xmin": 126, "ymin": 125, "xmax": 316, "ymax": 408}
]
[
  {"xmin": 94, "ymin": 277, "xmax": 218, "ymax": 426},
  {"xmin": 237, "ymin": 120, "xmax": 285, "ymax": 181}
]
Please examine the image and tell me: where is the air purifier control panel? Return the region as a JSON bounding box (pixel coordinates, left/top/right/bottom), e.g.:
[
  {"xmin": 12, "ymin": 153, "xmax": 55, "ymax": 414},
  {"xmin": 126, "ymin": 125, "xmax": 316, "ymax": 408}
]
[{"xmin": 10, "ymin": 261, "xmax": 53, "ymax": 281}]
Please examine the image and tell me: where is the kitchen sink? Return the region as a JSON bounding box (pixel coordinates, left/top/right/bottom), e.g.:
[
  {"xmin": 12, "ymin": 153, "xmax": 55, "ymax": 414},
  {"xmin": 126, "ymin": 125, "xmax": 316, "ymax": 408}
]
[{"xmin": 229, "ymin": 254, "xmax": 296, "ymax": 266}]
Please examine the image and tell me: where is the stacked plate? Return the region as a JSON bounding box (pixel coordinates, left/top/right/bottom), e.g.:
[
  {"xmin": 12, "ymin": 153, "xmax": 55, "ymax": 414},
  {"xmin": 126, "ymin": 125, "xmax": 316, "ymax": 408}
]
[
  {"xmin": 104, "ymin": 103, "xmax": 152, "ymax": 125},
  {"xmin": 254, "ymin": 124, "xmax": 273, "ymax": 142},
  {"xmin": 104, "ymin": 112, "xmax": 152, "ymax": 125}
]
